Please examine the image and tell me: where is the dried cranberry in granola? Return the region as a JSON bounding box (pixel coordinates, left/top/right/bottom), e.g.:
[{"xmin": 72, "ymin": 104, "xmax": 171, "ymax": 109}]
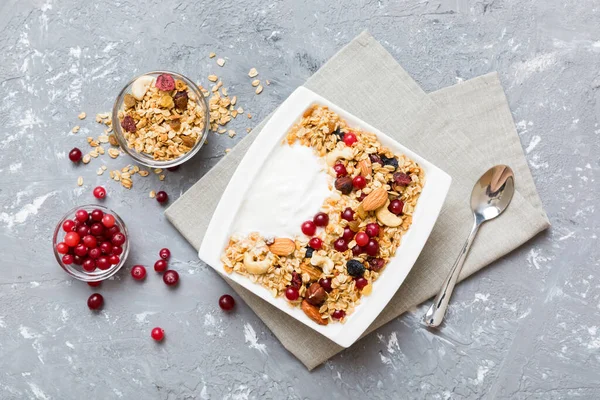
[
  {"xmin": 155, "ymin": 73, "xmax": 175, "ymax": 91},
  {"xmin": 393, "ymin": 172, "xmax": 412, "ymax": 186},
  {"xmin": 120, "ymin": 115, "xmax": 136, "ymax": 133}
]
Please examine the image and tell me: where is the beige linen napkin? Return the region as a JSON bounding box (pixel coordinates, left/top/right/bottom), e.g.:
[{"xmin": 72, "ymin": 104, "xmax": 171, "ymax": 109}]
[{"xmin": 165, "ymin": 31, "xmax": 549, "ymax": 370}]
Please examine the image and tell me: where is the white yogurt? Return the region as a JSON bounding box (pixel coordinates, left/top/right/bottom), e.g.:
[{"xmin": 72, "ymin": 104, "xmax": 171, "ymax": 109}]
[{"xmin": 231, "ymin": 143, "xmax": 331, "ymax": 238}]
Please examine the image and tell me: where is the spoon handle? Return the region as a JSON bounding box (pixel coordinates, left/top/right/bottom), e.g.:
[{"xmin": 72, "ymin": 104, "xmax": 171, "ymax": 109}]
[{"xmin": 423, "ymin": 218, "xmax": 480, "ymax": 328}]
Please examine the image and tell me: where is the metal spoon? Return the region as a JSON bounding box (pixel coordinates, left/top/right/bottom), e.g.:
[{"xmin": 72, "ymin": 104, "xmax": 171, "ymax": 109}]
[{"xmin": 423, "ymin": 165, "xmax": 515, "ymax": 328}]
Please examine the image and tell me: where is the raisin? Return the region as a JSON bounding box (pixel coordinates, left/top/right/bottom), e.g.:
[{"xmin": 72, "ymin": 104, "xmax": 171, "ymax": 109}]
[
  {"xmin": 367, "ymin": 257, "xmax": 385, "ymax": 272},
  {"xmin": 380, "ymin": 155, "xmax": 399, "ymax": 170},
  {"xmin": 369, "ymin": 154, "xmax": 382, "ymax": 165},
  {"xmin": 304, "ymin": 247, "xmax": 314, "ymax": 259},
  {"xmin": 393, "ymin": 172, "xmax": 412, "ymax": 186},
  {"xmin": 346, "ymin": 259, "xmax": 366, "ymax": 277},
  {"xmin": 155, "ymin": 73, "xmax": 175, "ymax": 91},
  {"xmin": 120, "ymin": 115, "xmax": 136, "ymax": 133},
  {"xmin": 332, "ymin": 127, "xmax": 345, "ymax": 141},
  {"xmin": 173, "ymin": 91, "xmax": 189, "ymax": 110},
  {"xmin": 290, "ymin": 271, "xmax": 302, "ymax": 289}
]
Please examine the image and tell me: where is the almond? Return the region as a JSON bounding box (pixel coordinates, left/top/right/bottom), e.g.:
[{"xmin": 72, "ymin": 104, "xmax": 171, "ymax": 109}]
[
  {"xmin": 361, "ymin": 187, "xmax": 388, "ymax": 211},
  {"xmin": 268, "ymin": 238, "xmax": 296, "ymax": 256},
  {"xmin": 299, "ymin": 263, "xmax": 322, "ymax": 281},
  {"xmin": 358, "ymin": 159, "xmax": 372, "ymax": 177},
  {"xmin": 301, "ymin": 300, "xmax": 328, "ymax": 325}
]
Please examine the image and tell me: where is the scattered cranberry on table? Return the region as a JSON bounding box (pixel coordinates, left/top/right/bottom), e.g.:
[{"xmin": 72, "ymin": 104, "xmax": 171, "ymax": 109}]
[
  {"xmin": 355, "ymin": 277, "xmax": 368, "ymax": 290},
  {"xmin": 154, "ymin": 259, "xmax": 167, "ymax": 272},
  {"xmin": 333, "ymin": 163, "xmax": 347, "ymax": 177},
  {"xmin": 343, "ymin": 132, "xmax": 357, "ymax": 146},
  {"xmin": 332, "ymin": 309, "xmax": 345, "ymax": 320},
  {"xmin": 342, "ymin": 227, "xmax": 355, "ymax": 241},
  {"xmin": 352, "ymin": 175, "xmax": 366, "ymax": 189},
  {"xmin": 87, "ymin": 293, "xmax": 104, "ymax": 310},
  {"xmin": 151, "ymin": 327, "xmax": 165, "ymax": 341},
  {"xmin": 219, "ymin": 294, "xmax": 235, "ymax": 311},
  {"xmin": 365, "ymin": 223, "xmax": 380, "ymax": 237},
  {"xmin": 333, "ymin": 238, "xmax": 348, "ymax": 252},
  {"xmin": 163, "ymin": 270, "xmax": 179, "ymax": 286},
  {"xmin": 87, "ymin": 281, "xmax": 101, "ymax": 287},
  {"xmin": 159, "ymin": 248, "xmax": 171, "ymax": 260},
  {"xmin": 313, "ymin": 212, "xmax": 329, "ymax": 227},
  {"xmin": 388, "ymin": 199, "xmax": 404, "ymax": 215},
  {"xmin": 131, "ymin": 265, "xmax": 147, "ymax": 280},
  {"xmin": 341, "ymin": 207, "xmax": 354, "ymax": 221},
  {"xmin": 308, "ymin": 237, "xmax": 323, "ymax": 250},
  {"xmin": 301, "ymin": 220, "xmax": 316, "ymax": 236},
  {"xmin": 355, "ymin": 232, "xmax": 369, "ymax": 247},
  {"xmin": 155, "ymin": 191, "xmax": 168, "ymax": 204},
  {"xmin": 285, "ymin": 286, "xmax": 299, "ymax": 301},
  {"xmin": 69, "ymin": 147, "xmax": 82, "ymax": 163},
  {"xmin": 93, "ymin": 186, "xmax": 107, "ymax": 199},
  {"xmin": 167, "ymin": 165, "xmax": 180, "ymax": 172}
]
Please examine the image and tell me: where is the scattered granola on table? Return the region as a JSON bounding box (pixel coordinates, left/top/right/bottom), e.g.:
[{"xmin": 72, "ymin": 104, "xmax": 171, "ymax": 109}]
[{"xmin": 221, "ymin": 104, "xmax": 425, "ymax": 325}]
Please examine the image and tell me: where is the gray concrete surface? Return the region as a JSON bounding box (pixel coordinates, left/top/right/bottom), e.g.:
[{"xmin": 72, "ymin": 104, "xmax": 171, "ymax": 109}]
[{"xmin": 1, "ymin": 0, "xmax": 599, "ymax": 399}]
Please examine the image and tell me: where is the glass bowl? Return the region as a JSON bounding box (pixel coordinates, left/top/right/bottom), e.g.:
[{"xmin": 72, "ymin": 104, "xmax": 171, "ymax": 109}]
[
  {"xmin": 53, "ymin": 205, "xmax": 130, "ymax": 282},
  {"xmin": 111, "ymin": 70, "xmax": 209, "ymax": 168}
]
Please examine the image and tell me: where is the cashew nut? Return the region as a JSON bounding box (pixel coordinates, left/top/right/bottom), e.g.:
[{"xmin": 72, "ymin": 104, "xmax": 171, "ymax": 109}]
[
  {"xmin": 326, "ymin": 147, "xmax": 354, "ymax": 167},
  {"xmin": 375, "ymin": 200, "xmax": 403, "ymax": 227},
  {"xmin": 310, "ymin": 254, "xmax": 334, "ymax": 275},
  {"xmin": 243, "ymin": 252, "xmax": 273, "ymax": 275},
  {"xmin": 131, "ymin": 75, "xmax": 154, "ymax": 100}
]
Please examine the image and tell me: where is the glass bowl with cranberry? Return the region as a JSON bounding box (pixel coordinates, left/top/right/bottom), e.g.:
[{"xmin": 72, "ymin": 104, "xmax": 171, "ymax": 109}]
[
  {"xmin": 111, "ymin": 70, "xmax": 209, "ymax": 168},
  {"xmin": 53, "ymin": 205, "xmax": 130, "ymax": 282}
]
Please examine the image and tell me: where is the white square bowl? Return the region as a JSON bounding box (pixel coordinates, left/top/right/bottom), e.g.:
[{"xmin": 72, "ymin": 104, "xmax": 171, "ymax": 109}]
[{"xmin": 200, "ymin": 87, "xmax": 451, "ymax": 348}]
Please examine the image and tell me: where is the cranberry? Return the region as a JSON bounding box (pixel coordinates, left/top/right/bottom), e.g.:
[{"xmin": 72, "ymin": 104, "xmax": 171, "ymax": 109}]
[
  {"xmin": 285, "ymin": 286, "xmax": 299, "ymax": 301},
  {"xmin": 64, "ymin": 232, "xmax": 80, "ymax": 247},
  {"xmin": 352, "ymin": 175, "xmax": 366, "ymax": 189},
  {"xmin": 308, "ymin": 237, "xmax": 323, "ymax": 250},
  {"xmin": 365, "ymin": 239, "xmax": 379, "ymax": 257},
  {"xmin": 96, "ymin": 256, "xmax": 110, "ymax": 270},
  {"xmin": 355, "ymin": 232, "xmax": 369, "ymax": 247},
  {"xmin": 357, "ymin": 192, "xmax": 368, "ymax": 201},
  {"xmin": 319, "ymin": 278, "xmax": 332, "ymax": 293},
  {"xmin": 367, "ymin": 257, "xmax": 385, "ymax": 272},
  {"xmin": 108, "ymin": 255, "xmax": 120, "ymax": 265},
  {"xmin": 333, "ymin": 238, "xmax": 348, "ymax": 252},
  {"xmin": 82, "ymin": 258, "xmax": 96, "ymax": 272},
  {"xmin": 74, "ymin": 243, "xmax": 88, "ymax": 257},
  {"xmin": 159, "ymin": 248, "xmax": 171, "ymax": 260},
  {"xmin": 393, "ymin": 172, "xmax": 412, "ymax": 186},
  {"xmin": 343, "ymin": 227, "xmax": 355, "ymax": 241},
  {"xmin": 102, "ymin": 214, "xmax": 115, "ymax": 228},
  {"xmin": 388, "ymin": 199, "xmax": 404, "ymax": 215},
  {"xmin": 75, "ymin": 209, "xmax": 89, "ymax": 222},
  {"xmin": 290, "ymin": 271, "xmax": 302, "ymax": 288},
  {"xmin": 69, "ymin": 148, "xmax": 82, "ymax": 163},
  {"xmin": 93, "ymin": 186, "xmax": 106, "ymax": 199},
  {"xmin": 219, "ymin": 294, "xmax": 235, "ymax": 311},
  {"xmin": 351, "ymin": 245, "xmax": 364, "ymax": 256},
  {"xmin": 62, "ymin": 254, "xmax": 74, "ymax": 265},
  {"xmin": 111, "ymin": 246, "xmax": 123, "ymax": 256},
  {"xmin": 76, "ymin": 225, "xmax": 91, "ymax": 237},
  {"xmin": 332, "ymin": 310, "xmax": 345, "ymax": 320},
  {"xmin": 341, "ymin": 208, "xmax": 354, "ymax": 221},
  {"xmin": 163, "ymin": 270, "xmax": 179, "ymax": 286},
  {"xmin": 87, "ymin": 293, "xmax": 103, "ymax": 310},
  {"xmin": 151, "ymin": 327, "xmax": 165, "ymax": 341},
  {"xmin": 105, "ymin": 225, "xmax": 120, "ymax": 238},
  {"xmin": 355, "ymin": 277, "xmax": 368, "ymax": 290},
  {"xmin": 369, "ymin": 154, "xmax": 383, "ymax": 165},
  {"xmin": 313, "ymin": 212, "xmax": 329, "ymax": 227},
  {"xmin": 131, "ymin": 265, "xmax": 146, "ymax": 280},
  {"xmin": 56, "ymin": 242, "xmax": 69, "ymax": 254},
  {"xmin": 88, "ymin": 248, "xmax": 101, "ymax": 259},
  {"xmin": 90, "ymin": 223, "xmax": 104, "ymax": 236},
  {"xmin": 343, "ymin": 132, "xmax": 357, "ymax": 146},
  {"xmin": 167, "ymin": 165, "xmax": 180, "ymax": 172},
  {"xmin": 73, "ymin": 255, "xmax": 84, "ymax": 265},
  {"xmin": 87, "ymin": 281, "xmax": 102, "ymax": 287},
  {"xmin": 154, "ymin": 259, "xmax": 167, "ymax": 272},
  {"xmin": 99, "ymin": 241, "xmax": 113, "ymax": 254},
  {"xmin": 333, "ymin": 163, "xmax": 347, "ymax": 177},
  {"xmin": 301, "ymin": 221, "xmax": 316, "ymax": 236},
  {"xmin": 82, "ymin": 235, "xmax": 97, "ymax": 249},
  {"xmin": 365, "ymin": 223, "xmax": 380, "ymax": 237},
  {"xmin": 156, "ymin": 191, "xmax": 168, "ymax": 204},
  {"xmin": 62, "ymin": 219, "xmax": 76, "ymax": 232},
  {"xmin": 111, "ymin": 232, "xmax": 126, "ymax": 246},
  {"xmin": 91, "ymin": 209, "xmax": 104, "ymax": 221}
]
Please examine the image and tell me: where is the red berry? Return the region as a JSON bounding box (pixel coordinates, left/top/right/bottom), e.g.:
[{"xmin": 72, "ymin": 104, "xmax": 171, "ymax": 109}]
[
  {"xmin": 343, "ymin": 227, "xmax": 355, "ymax": 241},
  {"xmin": 102, "ymin": 214, "xmax": 115, "ymax": 228},
  {"xmin": 131, "ymin": 265, "xmax": 146, "ymax": 280},
  {"xmin": 159, "ymin": 248, "xmax": 171, "ymax": 260},
  {"xmin": 365, "ymin": 239, "xmax": 379, "ymax": 257},
  {"xmin": 154, "ymin": 259, "xmax": 167, "ymax": 272},
  {"xmin": 82, "ymin": 235, "xmax": 97, "ymax": 249},
  {"xmin": 76, "ymin": 225, "xmax": 91, "ymax": 237},
  {"xmin": 56, "ymin": 242, "xmax": 69, "ymax": 254},
  {"xmin": 62, "ymin": 219, "xmax": 76, "ymax": 232},
  {"xmin": 91, "ymin": 209, "xmax": 104, "ymax": 221},
  {"xmin": 367, "ymin": 257, "xmax": 385, "ymax": 272},
  {"xmin": 69, "ymin": 148, "xmax": 82, "ymax": 163},
  {"xmin": 355, "ymin": 277, "xmax": 368, "ymax": 290},
  {"xmin": 93, "ymin": 186, "xmax": 106, "ymax": 199},
  {"xmin": 167, "ymin": 165, "xmax": 180, "ymax": 172},
  {"xmin": 333, "ymin": 238, "xmax": 348, "ymax": 252},
  {"xmin": 388, "ymin": 199, "xmax": 404, "ymax": 215},
  {"xmin": 333, "ymin": 163, "xmax": 347, "ymax": 177},
  {"xmin": 108, "ymin": 255, "xmax": 120, "ymax": 265},
  {"xmin": 62, "ymin": 254, "xmax": 74, "ymax": 265},
  {"xmin": 74, "ymin": 243, "xmax": 88, "ymax": 257},
  {"xmin": 99, "ymin": 241, "xmax": 113, "ymax": 254},
  {"xmin": 87, "ymin": 293, "xmax": 103, "ymax": 310},
  {"xmin": 285, "ymin": 286, "xmax": 299, "ymax": 301},
  {"xmin": 96, "ymin": 256, "xmax": 110, "ymax": 270},
  {"xmin": 219, "ymin": 294, "xmax": 235, "ymax": 311},
  {"xmin": 87, "ymin": 281, "xmax": 102, "ymax": 287},
  {"xmin": 365, "ymin": 223, "xmax": 380, "ymax": 237},
  {"xmin": 163, "ymin": 270, "xmax": 179, "ymax": 286},
  {"xmin": 111, "ymin": 232, "xmax": 126, "ymax": 246},
  {"xmin": 151, "ymin": 327, "xmax": 165, "ymax": 341},
  {"xmin": 341, "ymin": 208, "xmax": 354, "ymax": 221},
  {"xmin": 64, "ymin": 232, "xmax": 80, "ymax": 247},
  {"xmin": 355, "ymin": 232, "xmax": 369, "ymax": 247},
  {"xmin": 88, "ymin": 247, "xmax": 101, "ymax": 259},
  {"xmin": 90, "ymin": 222, "xmax": 104, "ymax": 236},
  {"xmin": 343, "ymin": 132, "xmax": 357, "ymax": 146},
  {"xmin": 313, "ymin": 212, "xmax": 329, "ymax": 227},
  {"xmin": 351, "ymin": 245, "xmax": 364, "ymax": 256},
  {"xmin": 301, "ymin": 220, "xmax": 316, "ymax": 236},
  {"xmin": 75, "ymin": 209, "xmax": 89, "ymax": 222},
  {"xmin": 352, "ymin": 175, "xmax": 366, "ymax": 189},
  {"xmin": 82, "ymin": 258, "xmax": 96, "ymax": 272},
  {"xmin": 73, "ymin": 255, "xmax": 84, "ymax": 265},
  {"xmin": 105, "ymin": 225, "xmax": 120, "ymax": 238},
  {"xmin": 156, "ymin": 191, "xmax": 168, "ymax": 204},
  {"xmin": 308, "ymin": 237, "xmax": 323, "ymax": 250},
  {"xmin": 319, "ymin": 278, "xmax": 332, "ymax": 293},
  {"xmin": 332, "ymin": 310, "xmax": 345, "ymax": 320},
  {"xmin": 111, "ymin": 246, "xmax": 123, "ymax": 256}
]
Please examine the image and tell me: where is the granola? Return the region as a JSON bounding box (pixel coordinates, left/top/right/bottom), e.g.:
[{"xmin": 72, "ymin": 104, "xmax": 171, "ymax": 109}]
[{"xmin": 221, "ymin": 105, "xmax": 425, "ymax": 324}]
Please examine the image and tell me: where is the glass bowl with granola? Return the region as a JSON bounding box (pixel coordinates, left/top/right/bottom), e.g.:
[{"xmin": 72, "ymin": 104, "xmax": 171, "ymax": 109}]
[{"xmin": 112, "ymin": 71, "xmax": 209, "ymax": 168}]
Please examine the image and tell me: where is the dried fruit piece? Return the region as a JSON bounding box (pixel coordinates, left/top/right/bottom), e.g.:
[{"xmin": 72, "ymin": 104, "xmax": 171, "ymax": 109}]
[
  {"xmin": 159, "ymin": 94, "xmax": 174, "ymax": 109},
  {"xmin": 155, "ymin": 73, "xmax": 175, "ymax": 91},
  {"xmin": 290, "ymin": 271, "xmax": 302, "ymax": 288},
  {"xmin": 367, "ymin": 257, "xmax": 385, "ymax": 272},
  {"xmin": 120, "ymin": 115, "xmax": 136, "ymax": 133},
  {"xmin": 301, "ymin": 300, "xmax": 328, "ymax": 325},
  {"xmin": 346, "ymin": 259, "xmax": 365, "ymax": 277},
  {"xmin": 268, "ymin": 238, "xmax": 296, "ymax": 256},
  {"xmin": 173, "ymin": 91, "xmax": 189, "ymax": 110},
  {"xmin": 380, "ymin": 155, "xmax": 399, "ymax": 170},
  {"xmin": 393, "ymin": 172, "xmax": 412, "ymax": 186},
  {"xmin": 335, "ymin": 176, "xmax": 353, "ymax": 195},
  {"xmin": 169, "ymin": 119, "xmax": 181, "ymax": 132},
  {"xmin": 362, "ymin": 187, "xmax": 388, "ymax": 211},
  {"xmin": 181, "ymin": 135, "xmax": 196, "ymax": 147},
  {"xmin": 305, "ymin": 283, "xmax": 327, "ymax": 306},
  {"xmin": 175, "ymin": 80, "xmax": 187, "ymax": 91},
  {"xmin": 123, "ymin": 94, "xmax": 136, "ymax": 109}
]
